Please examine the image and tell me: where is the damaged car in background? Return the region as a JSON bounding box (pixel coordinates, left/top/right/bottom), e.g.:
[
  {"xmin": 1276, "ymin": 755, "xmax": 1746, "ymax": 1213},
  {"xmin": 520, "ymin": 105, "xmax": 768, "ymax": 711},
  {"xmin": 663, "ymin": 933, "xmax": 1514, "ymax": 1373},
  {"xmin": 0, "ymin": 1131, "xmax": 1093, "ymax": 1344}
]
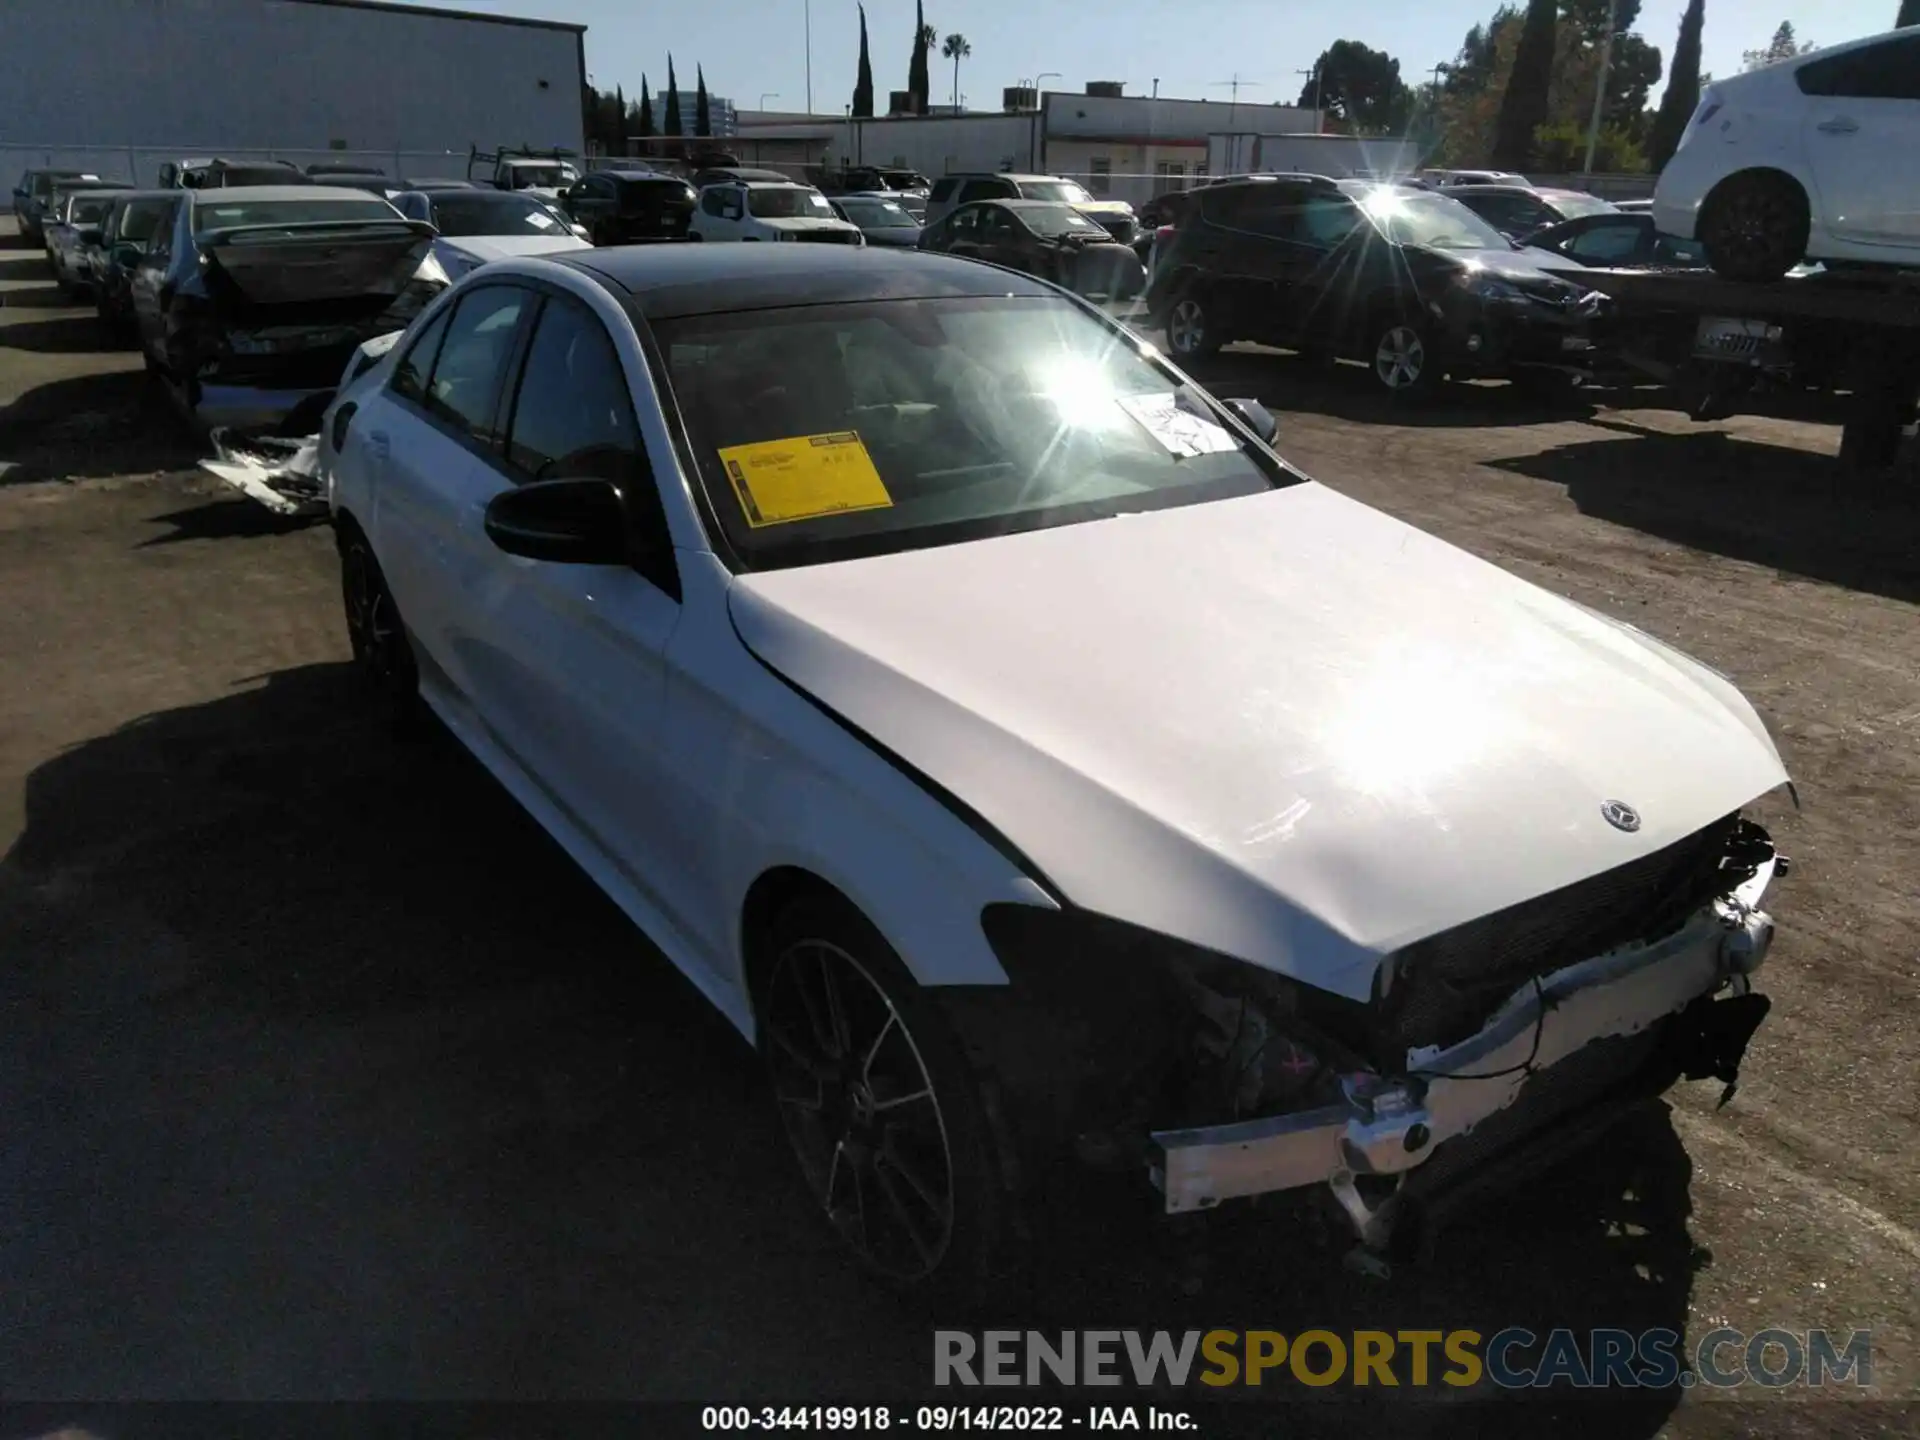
[
  {"xmin": 318, "ymin": 246, "xmax": 1793, "ymax": 1296},
  {"xmin": 390, "ymin": 186, "xmax": 590, "ymax": 279},
  {"xmin": 132, "ymin": 184, "xmax": 447, "ymax": 433}
]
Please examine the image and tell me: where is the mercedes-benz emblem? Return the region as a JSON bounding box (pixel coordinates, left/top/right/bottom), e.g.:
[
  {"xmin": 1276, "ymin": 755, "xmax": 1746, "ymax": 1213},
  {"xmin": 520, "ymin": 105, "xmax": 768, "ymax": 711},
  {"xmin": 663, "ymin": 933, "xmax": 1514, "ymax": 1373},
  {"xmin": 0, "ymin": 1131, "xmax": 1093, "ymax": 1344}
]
[{"xmin": 1601, "ymin": 799, "xmax": 1642, "ymax": 833}]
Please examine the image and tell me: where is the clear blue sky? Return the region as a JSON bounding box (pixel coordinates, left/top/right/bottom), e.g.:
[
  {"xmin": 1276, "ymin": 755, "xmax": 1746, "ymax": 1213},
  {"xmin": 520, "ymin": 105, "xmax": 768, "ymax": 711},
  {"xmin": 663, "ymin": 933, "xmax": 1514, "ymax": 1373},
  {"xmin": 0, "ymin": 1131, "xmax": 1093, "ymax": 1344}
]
[{"xmin": 415, "ymin": 0, "xmax": 1901, "ymax": 113}]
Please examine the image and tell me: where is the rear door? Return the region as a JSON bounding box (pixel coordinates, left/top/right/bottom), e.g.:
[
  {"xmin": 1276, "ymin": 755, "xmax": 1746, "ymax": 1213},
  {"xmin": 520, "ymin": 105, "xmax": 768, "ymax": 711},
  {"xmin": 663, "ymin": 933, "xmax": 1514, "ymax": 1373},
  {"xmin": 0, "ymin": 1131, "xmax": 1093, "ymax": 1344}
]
[
  {"xmin": 460, "ymin": 287, "xmax": 691, "ymax": 938},
  {"xmin": 1274, "ymin": 189, "xmax": 1370, "ymax": 350},
  {"xmin": 369, "ymin": 283, "xmax": 534, "ymax": 702},
  {"xmin": 1208, "ymin": 181, "xmax": 1312, "ymax": 345},
  {"xmin": 1796, "ymin": 34, "xmax": 1920, "ymax": 245}
]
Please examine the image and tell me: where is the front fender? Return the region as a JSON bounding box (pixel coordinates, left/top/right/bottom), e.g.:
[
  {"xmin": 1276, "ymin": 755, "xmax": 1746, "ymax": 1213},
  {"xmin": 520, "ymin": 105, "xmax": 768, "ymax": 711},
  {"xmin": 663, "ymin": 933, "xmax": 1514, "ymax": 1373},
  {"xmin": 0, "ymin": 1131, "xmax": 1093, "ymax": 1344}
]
[{"xmin": 662, "ymin": 558, "xmax": 1050, "ymax": 1012}]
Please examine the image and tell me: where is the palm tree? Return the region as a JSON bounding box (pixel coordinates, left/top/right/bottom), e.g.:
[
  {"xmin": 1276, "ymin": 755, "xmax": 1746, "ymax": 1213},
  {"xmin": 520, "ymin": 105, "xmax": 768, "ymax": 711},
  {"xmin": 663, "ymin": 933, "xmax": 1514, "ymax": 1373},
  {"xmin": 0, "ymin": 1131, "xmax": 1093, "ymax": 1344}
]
[{"xmin": 942, "ymin": 33, "xmax": 971, "ymax": 111}]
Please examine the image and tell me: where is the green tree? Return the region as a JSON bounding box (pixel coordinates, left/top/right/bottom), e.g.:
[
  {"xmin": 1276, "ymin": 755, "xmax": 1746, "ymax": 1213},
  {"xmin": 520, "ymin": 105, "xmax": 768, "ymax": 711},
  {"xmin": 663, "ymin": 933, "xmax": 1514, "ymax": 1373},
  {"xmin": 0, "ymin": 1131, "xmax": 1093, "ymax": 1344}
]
[
  {"xmin": 638, "ymin": 75, "xmax": 655, "ymax": 138},
  {"xmin": 1491, "ymin": 0, "xmax": 1559, "ymax": 166},
  {"xmin": 664, "ymin": 56, "xmax": 683, "ymax": 137},
  {"xmin": 942, "ymin": 33, "xmax": 971, "ymax": 110},
  {"xmin": 908, "ymin": 0, "xmax": 932, "ymax": 113},
  {"xmin": 695, "ymin": 65, "xmax": 711, "ymax": 136},
  {"xmin": 1447, "ymin": 7, "xmax": 1520, "ymax": 95},
  {"xmin": 1647, "ymin": 0, "xmax": 1704, "ymax": 169},
  {"xmin": 1742, "ymin": 21, "xmax": 1814, "ymax": 69},
  {"xmin": 1561, "ymin": 0, "xmax": 1643, "ymax": 43},
  {"xmin": 1298, "ymin": 40, "xmax": 1413, "ymax": 133},
  {"xmin": 852, "ymin": 4, "xmax": 875, "ymax": 117}
]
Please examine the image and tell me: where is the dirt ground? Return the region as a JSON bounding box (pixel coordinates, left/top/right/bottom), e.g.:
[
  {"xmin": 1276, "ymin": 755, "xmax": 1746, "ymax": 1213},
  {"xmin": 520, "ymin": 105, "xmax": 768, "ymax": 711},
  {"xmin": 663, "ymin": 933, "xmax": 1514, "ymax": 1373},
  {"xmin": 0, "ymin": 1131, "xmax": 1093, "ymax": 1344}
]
[{"xmin": 2, "ymin": 216, "xmax": 1916, "ymax": 1430}]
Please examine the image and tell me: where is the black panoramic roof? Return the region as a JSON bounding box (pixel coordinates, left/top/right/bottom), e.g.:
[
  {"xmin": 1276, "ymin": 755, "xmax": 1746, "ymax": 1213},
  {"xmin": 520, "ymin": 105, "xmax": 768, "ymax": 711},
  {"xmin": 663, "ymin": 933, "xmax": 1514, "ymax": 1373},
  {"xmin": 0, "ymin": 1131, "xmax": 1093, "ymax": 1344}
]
[{"xmin": 555, "ymin": 245, "xmax": 1056, "ymax": 320}]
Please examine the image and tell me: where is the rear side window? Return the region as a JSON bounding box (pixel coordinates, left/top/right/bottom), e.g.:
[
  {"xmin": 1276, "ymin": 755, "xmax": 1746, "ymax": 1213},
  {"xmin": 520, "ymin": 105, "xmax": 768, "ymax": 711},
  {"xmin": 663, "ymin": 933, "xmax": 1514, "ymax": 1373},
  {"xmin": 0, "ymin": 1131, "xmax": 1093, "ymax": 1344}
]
[
  {"xmin": 1797, "ymin": 35, "xmax": 1920, "ymax": 100},
  {"xmin": 421, "ymin": 286, "xmax": 529, "ymax": 443},
  {"xmin": 929, "ymin": 178, "xmax": 959, "ymax": 202},
  {"xmin": 391, "ymin": 304, "xmax": 454, "ymax": 404}
]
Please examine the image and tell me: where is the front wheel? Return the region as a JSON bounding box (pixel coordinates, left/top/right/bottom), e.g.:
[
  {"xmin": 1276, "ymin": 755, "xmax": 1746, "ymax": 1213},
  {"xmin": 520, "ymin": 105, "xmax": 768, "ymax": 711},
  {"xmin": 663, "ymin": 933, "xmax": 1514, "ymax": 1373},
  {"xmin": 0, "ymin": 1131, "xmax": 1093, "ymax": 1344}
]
[
  {"xmin": 1370, "ymin": 316, "xmax": 1439, "ymax": 395},
  {"xmin": 760, "ymin": 896, "xmax": 1018, "ymax": 1301}
]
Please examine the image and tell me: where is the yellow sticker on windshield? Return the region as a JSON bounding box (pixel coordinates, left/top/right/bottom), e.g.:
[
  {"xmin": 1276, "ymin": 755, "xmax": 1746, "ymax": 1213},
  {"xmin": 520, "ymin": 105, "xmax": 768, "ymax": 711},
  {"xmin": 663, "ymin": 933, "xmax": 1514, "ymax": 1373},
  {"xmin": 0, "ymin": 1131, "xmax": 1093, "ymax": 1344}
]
[{"xmin": 717, "ymin": 431, "xmax": 894, "ymax": 528}]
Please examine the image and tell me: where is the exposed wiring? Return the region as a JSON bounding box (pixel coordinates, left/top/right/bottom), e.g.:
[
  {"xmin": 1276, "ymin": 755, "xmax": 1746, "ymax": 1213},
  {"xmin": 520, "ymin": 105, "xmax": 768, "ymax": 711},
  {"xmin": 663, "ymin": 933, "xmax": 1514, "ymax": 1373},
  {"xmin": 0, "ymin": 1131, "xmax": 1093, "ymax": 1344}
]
[{"xmin": 1411, "ymin": 975, "xmax": 1551, "ymax": 1082}]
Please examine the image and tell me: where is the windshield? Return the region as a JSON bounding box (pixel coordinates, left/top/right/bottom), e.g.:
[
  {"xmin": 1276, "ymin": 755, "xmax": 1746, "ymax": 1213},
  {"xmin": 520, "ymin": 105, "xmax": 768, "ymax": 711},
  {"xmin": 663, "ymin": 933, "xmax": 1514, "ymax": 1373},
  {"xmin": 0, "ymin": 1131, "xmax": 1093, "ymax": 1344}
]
[
  {"xmin": 748, "ymin": 187, "xmax": 836, "ymax": 219},
  {"xmin": 1551, "ymin": 193, "xmax": 1617, "ymax": 220},
  {"xmin": 1020, "ymin": 180, "xmax": 1095, "ymax": 205},
  {"xmin": 837, "ymin": 198, "xmax": 917, "ymax": 228},
  {"xmin": 1019, "ymin": 204, "xmax": 1106, "ymax": 237},
  {"xmin": 508, "ymin": 163, "xmax": 576, "ymax": 188},
  {"xmin": 430, "ymin": 192, "xmax": 569, "ymax": 236},
  {"xmin": 659, "ymin": 295, "xmax": 1287, "ymax": 568},
  {"xmin": 1352, "ymin": 187, "xmax": 1510, "ymax": 251},
  {"xmin": 193, "ymin": 198, "xmax": 401, "ymax": 231}
]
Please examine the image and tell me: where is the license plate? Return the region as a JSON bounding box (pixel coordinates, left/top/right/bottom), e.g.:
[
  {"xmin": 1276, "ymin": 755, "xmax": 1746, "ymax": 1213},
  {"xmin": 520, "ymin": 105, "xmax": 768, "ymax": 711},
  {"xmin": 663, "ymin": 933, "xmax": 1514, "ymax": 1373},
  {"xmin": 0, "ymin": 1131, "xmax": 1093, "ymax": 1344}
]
[{"xmin": 1693, "ymin": 315, "xmax": 1776, "ymax": 362}]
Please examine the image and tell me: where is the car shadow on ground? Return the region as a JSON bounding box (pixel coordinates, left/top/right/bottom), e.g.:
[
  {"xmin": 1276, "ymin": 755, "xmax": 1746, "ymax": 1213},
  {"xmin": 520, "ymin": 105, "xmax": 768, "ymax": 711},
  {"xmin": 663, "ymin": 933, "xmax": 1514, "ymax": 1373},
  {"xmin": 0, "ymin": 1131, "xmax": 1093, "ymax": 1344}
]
[
  {"xmin": 0, "ymin": 285, "xmax": 88, "ymax": 311},
  {"xmin": 0, "ymin": 313, "xmax": 120, "ymax": 353},
  {"xmin": 138, "ymin": 495, "xmax": 321, "ymax": 544},
  {"xmin": 0, "ymin": 371, "xmax": 198, "ymax": 482},
  {"xmin": 1187, "ymin": 349, "xmax": 1604, "ymax": 430},
  {"xmin": 0, "ymin": 253, "xmax": 53, "ymax": 281},
  {"xmin": 1486, "ymin": 423, "xmax": 1920, "ymax": 604},
  {"xmin": 0, "ymin": 662, "xmax": 1707, "ymax": 1428}
]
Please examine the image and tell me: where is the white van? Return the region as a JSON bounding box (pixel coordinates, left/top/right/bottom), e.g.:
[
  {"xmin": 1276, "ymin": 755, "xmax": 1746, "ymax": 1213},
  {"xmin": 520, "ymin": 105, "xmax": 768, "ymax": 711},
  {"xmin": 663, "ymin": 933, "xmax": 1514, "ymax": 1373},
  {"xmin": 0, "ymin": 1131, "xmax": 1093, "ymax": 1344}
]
[{"xmin": 688, "ymin": 181, "xmax": 865, "ymax": 244}]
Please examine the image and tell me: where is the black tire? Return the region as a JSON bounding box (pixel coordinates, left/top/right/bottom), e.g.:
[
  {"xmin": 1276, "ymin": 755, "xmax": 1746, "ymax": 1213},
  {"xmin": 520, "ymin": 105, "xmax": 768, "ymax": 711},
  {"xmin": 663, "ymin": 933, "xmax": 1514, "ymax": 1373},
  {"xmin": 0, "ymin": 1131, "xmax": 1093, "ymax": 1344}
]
[
  {"xmin": 338, "ymin": 524, "xmax": 424, "ymax": 736},
  {"xmin": 758, "ymin": 894, "xmax": 1021, "ymax": 1305},
  {"xmin": 1163, "ymin": 289, "xmax": 1220, "ymax": 360},
  {"xmin": 1368, "ymin": 312, "xmax": 1440, "ymax": 396},
  {"xmin": 1699, "ymin": 171, "xmax": 1810, "ymax": 284}
]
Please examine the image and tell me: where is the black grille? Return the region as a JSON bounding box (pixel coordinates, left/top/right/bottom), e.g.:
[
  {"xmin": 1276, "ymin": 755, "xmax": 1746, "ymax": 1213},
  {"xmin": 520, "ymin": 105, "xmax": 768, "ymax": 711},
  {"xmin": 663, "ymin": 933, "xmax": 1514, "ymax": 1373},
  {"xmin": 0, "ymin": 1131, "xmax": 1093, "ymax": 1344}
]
[{"xmin": 1379, "ymin": 814, "xmax": 1744, "ymax": 1055}]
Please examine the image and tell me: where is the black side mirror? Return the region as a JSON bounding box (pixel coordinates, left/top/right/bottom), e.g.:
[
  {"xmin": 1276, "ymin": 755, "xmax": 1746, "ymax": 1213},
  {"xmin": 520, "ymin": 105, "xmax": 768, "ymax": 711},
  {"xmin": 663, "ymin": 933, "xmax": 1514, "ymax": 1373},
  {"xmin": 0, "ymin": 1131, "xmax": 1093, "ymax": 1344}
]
[
  {"xmin": 483, "ymin": 477, "xmax": 633, "ymax": 565},
  {"xmin": 1222, "ymin": 397, "xmax": 1278, "ymax": 444}
]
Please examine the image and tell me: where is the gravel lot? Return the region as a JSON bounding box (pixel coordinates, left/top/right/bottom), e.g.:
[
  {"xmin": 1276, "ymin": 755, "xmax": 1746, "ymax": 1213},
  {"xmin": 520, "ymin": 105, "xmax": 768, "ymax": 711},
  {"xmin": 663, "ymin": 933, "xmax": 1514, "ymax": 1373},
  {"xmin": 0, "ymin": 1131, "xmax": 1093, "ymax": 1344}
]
[{"xmin": 2, "ymin": 215, "xmax": 1916, "ymax": 1428}]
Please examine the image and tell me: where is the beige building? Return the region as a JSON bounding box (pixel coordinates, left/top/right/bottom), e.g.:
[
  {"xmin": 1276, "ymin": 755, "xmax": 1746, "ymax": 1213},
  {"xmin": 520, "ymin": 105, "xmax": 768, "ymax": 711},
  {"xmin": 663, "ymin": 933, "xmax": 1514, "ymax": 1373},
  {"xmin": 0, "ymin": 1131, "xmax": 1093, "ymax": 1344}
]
[{"xmin": 731, "ymin": 85, "xmax": 1320, "ymax": 205}]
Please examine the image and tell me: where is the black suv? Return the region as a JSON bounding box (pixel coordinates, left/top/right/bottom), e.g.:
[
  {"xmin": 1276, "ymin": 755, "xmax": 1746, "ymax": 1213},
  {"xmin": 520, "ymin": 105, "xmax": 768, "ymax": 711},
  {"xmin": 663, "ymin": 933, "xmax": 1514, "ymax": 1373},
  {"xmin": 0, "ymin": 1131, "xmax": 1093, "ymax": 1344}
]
[
  {"xmin": 563, "ymin": 169, "xmax": 700, "ymax": 243},
  {"xmin": 1145, "ymin": 175, "xmax": 1604, "ymax": 393}
]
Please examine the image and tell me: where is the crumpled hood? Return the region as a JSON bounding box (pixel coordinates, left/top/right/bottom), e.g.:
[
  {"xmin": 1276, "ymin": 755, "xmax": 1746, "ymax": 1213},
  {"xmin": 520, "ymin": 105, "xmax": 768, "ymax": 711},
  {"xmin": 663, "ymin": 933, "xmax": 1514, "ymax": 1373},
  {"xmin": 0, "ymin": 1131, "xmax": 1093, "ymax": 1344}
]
[{"xmin": 727, "ymin": 484, "xmax": 1788, "ymax": 1000}]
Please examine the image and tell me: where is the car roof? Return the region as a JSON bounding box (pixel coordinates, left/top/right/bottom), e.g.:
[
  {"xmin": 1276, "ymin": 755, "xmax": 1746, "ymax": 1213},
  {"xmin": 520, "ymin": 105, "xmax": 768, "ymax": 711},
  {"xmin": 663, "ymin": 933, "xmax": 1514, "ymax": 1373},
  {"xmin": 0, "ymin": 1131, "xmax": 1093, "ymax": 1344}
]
[
  {"xmin": 53, "ymin": 178, "xmax": 132, "ymax": 191},
  {"xmin": 190, "ymin": 184, "xmax": 391, "ymax": 203},
  {"xmin": 104, "ymin": 189, "xmax": 178, "ymax": 204},
  {"xmin": 556, "ymin": 245, "xmax": 1057, "ymax": 321}
]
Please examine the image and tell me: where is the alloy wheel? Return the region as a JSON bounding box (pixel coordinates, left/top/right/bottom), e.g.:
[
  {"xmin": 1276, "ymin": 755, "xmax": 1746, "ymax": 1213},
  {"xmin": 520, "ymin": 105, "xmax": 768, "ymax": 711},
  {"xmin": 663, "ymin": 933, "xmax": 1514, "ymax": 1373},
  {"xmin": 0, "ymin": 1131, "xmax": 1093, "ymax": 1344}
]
[
  {"xmin": 343, "ymin": 541, "xmax": 400, "ymax": 685},
  {"xmin": 1374, "ymin": 325, "xmax": 1427, "ymax": 391},
  {"xmin": 1168, "ymin": 298, "xmax": 1206, "ymax": 356},
  {"xmin": 764, "ymin": 938, "xmax": 957, "ymax": 1281}
]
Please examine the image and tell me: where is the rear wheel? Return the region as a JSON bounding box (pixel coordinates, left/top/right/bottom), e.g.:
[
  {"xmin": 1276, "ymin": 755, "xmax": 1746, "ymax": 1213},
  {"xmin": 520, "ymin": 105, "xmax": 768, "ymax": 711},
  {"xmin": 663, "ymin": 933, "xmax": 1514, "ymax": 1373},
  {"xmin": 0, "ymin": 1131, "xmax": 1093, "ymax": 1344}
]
[
  {"xmin": 759, "ymin": 895, "xmax": 1018, "ymax": 1302},
  {"xmin": 1699, "ymin": 172, "xmax": 1810, "ymax": 283},
  {"xmin": 338, "ymin": 525, "xmax": 423, "ymax": 735},
  {"xmin": 1165, "ymin": 293, "xmax": 1220, "ymax": 360}
]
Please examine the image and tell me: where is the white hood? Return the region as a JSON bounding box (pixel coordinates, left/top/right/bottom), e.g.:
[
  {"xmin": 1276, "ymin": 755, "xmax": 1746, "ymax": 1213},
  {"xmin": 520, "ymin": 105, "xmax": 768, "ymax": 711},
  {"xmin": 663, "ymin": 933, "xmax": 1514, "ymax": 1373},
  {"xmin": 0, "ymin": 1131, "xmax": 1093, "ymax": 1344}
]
[
  {"xmin": 436, "ymin": 233, "xmax": 590, "ymax": 273},
  {"xmin": 727, "ymin": 485, "xmax": 1788, "ymax": 1000},
  {"xmin": 761, "ymin": 217, "xmax": 863, "ymax": 236}
]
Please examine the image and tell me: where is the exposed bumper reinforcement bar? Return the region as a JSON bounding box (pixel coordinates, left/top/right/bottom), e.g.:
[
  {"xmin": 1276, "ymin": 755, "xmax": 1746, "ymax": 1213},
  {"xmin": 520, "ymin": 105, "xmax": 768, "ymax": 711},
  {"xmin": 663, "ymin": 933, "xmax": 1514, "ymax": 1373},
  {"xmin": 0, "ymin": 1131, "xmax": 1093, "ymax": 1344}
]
[{"xmin": 1149, "ymin": 875, "xmax": 1776, "ymax": 1221}]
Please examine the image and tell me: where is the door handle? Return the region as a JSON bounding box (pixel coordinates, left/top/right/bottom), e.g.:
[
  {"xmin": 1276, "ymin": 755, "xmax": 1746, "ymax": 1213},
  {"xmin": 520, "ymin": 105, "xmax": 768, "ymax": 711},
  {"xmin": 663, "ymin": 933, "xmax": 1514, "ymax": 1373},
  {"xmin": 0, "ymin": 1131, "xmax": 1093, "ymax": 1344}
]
[{"xmin": 1817, "ymin": 117, "xmax": 1859, "ymax": 134}]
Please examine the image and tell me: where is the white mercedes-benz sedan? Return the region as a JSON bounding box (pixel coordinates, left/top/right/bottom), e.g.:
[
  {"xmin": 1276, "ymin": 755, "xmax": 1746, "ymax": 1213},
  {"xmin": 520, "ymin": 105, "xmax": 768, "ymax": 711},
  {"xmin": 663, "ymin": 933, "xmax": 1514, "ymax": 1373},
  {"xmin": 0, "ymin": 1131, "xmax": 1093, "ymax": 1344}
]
[{"xmin": 320, "ymin": 245, "xmax": 1791, "ymax": 1295}]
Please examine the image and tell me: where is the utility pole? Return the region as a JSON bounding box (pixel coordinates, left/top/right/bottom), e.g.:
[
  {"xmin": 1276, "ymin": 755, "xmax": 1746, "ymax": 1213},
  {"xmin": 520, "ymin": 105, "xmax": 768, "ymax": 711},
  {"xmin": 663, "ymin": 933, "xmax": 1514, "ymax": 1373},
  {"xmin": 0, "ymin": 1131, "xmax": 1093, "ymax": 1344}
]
[
  {"xmin": 1295, "ymin": 63, "xmax": 1323, "ymax": 133},
  {"xmin": 1582, "ymin": 0, "xmax": 1619, "ymax": 176},
  {"xmin": 1210, "ymin": 74, "xmax": 1261, "ymax": 129}
]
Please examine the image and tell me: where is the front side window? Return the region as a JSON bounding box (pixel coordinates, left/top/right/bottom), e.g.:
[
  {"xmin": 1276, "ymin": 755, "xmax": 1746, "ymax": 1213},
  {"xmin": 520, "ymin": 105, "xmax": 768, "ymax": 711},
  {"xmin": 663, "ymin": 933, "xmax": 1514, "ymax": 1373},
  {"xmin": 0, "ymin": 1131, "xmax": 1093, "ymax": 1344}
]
[
  {"xmin": 659, "ymin": 295, "xmax": 1293, "ymax": 570},
  {"xmin": 503, "ymin": 295, "xmax": 643, "ymax": 486},
  {"xmin": 701, "ymin": 188, "xmax": 734, "ymax": 217},
  {"xmin": 1296, "ymin": 196, "xmax": 1364, "ymax": 247},
  {"xmin": 420, "ymin": 287, "xmax": 528, "ymax": 443},
  {"xmin": 747, "ymin": 187, "xmax": 835, "ymax": 219}
]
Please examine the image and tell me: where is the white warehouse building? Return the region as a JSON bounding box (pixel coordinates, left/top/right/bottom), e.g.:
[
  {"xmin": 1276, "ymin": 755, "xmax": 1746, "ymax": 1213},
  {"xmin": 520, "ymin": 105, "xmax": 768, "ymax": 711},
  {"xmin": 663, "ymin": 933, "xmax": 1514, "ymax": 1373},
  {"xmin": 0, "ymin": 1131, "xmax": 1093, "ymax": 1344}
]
[{"xmin": 1, "ymin": 0, "xmax": 586, "ymax": 186}]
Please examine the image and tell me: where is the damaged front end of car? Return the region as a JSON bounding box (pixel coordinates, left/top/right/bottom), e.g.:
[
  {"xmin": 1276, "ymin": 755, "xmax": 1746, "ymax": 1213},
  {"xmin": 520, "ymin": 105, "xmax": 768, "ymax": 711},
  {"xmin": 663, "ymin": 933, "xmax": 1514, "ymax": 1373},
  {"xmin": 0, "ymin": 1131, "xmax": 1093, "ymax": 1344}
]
[{"xmin": 945, "ymin": 813, "xmax": 1784, "ymax": 1270}]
